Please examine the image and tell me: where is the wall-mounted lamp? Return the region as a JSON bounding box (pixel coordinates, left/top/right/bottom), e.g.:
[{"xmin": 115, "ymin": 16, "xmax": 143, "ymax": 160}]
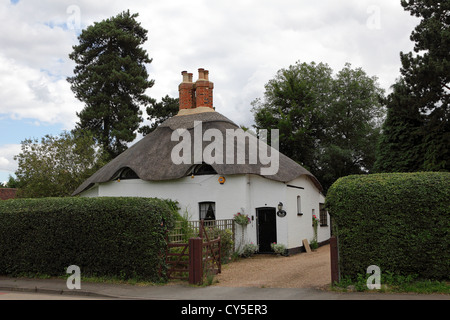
[{"xmin": 277, "ymin": 202, "xmax": 286, "ymax": 217}]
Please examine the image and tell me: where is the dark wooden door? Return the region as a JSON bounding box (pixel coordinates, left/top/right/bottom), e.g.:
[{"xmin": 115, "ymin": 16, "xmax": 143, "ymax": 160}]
[{"xmin": 256, "ymin": 207, "xmax": 277, "ymax": 253}]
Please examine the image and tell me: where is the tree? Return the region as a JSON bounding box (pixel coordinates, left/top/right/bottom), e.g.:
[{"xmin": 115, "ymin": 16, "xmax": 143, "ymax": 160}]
[
  {"xmin": 252, "ymin": 61, "xmax": 385, "ymax": 192},
  {"xmin": 252, "ymin": 61, "xmax": 334, "ymax": 172},
  {"xmin": 14, "ymin": 131, "xmax": 106, "ymax": 198},
  {"xmin": 139, "ymin": 95, "xmax": 179, "ymax": 136},
  {"xmin": 0, "ymin": 175, "xmax": 20, "ymax": 188},
  {"xmin": 320, "ymin": 63, "xmax": 385, "ymax": 187},
  {"xmin": 400, "ymin": 0, "xmax": 449, "ymax": 170},
  {"xmin": 68, "ymin": 10, "xmax": 154, "ymax": 159},
  {"xmin": 374, "ymin": 79, "xmax": 425, "ymax": 172},
  {"xmin": 375, "ymin": 1, "xmax": 450, "ymax": 172}
]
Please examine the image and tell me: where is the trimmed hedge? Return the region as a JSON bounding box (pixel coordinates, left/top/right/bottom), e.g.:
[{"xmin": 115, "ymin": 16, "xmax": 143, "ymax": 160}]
[
  {"xmin": 0, "ymin": 197, "xmax": 177, "ymax": 281},
  {"xmin": 326, "ymin": 172, "xmax": 450, "ymax": 281}
]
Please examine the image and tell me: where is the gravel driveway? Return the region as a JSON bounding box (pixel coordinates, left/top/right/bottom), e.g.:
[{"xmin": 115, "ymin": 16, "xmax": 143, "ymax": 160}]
[{"xmin": 214, "ymin": 244, "xmax": 331, "ymax": 289}]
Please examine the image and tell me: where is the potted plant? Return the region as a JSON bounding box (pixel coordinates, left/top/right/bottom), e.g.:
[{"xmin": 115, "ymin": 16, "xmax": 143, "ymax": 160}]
[{"xmin": 271, "ymin": 242, "xmax": 288, "ymax": 256}]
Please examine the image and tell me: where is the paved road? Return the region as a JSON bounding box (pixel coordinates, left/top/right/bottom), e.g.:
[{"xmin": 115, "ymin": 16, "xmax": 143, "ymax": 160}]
[{"xmin": 0, "ymin": 291, "xmax": 113, "ymax": 300}]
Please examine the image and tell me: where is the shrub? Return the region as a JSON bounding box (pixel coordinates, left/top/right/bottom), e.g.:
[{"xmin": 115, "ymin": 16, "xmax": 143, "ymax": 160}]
[
  {"xmin": 204, "ymin": 227, "xmax": 234, "ymax": 264},
  {"xmin": 0, "ymin": 197, "xmax": 177, "ymax": 282},
  {"xmin": 326, "ymin": 172, "xmax": 450, "ymax": 281},
  {"xmin": 271, "ymin": 242, "xmax": 287, "ymax": 255},
  {"xmin": 241, "ymin": 243, "xmax": 258, "ymax": 258}
]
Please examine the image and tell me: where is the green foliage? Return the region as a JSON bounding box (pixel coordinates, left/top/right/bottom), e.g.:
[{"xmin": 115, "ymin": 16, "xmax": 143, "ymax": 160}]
[
  {"xmin": 270, "ymin": 242, "xmax": 287, "ymax": 255},
  {"xmin": 139, "ymin": 95, "xmax": 179, "ymax": 136},
  {"xmin": 374, "ymin": 79, "xmax": 425, "ymax": 172},
  {"xmin": 13, "ymin": 130, "xmax": 106, "ymax": 198},
  {"xmin": 326, "ymin": 172, "xmax": 450, "ymax": 281},
  {"xmin": 68, "ymin": 10, "xmax": 154, "ymax": 159},
  {"xmin": 0, "ymin": 175, "xmax": 18, "ymax": 188},
  {"xmin": 240, "ymin": 243, "xmax": 259, "ymax": 258},
  {"xmin": 233, "ymin": 212, "xmax": 251, "ymax": 226},
  {"xmin": 252, "ymin": 61, "xmax": 385, "ymax": 192},
  {"xmin": 0, "ymin": 197, "xmax": 177, "ymax": 282},
  {"xmin": 376, "ymin": 1, "xmax": 450, "ymax": 172},
  {"xmin": 204, "ymin": 228, "xmax": 234, "ymax": 264}
]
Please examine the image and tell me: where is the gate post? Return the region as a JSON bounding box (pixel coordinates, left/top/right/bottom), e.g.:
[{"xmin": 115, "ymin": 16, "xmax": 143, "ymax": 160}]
[
  {"xmin": 330, "ymin": 236, "xmax": 339, "ymax": 284},
  {"xmin": 189, "ymin": 237, "xmax": 203, "ymax": 285}
]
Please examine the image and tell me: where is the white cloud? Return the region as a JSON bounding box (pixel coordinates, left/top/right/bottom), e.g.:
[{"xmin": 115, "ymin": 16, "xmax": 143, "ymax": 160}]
[
  {"xmin": 0, "ymin": 0, "xmax": 421, "ymax": 174},
  {"xmin": 0, "ymin": 53, "xmax": 83, "ymax": 128},
  {"xmin": 0, "ymin": 144, "xmax": 21, "ymax": 173}
]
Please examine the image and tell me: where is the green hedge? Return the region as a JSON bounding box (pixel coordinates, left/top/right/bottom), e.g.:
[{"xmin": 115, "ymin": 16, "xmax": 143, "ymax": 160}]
[
  {"xmin": 326, "ymin": 172, "xmax": 450, "ymax": 281},
  {"xmin": 0, "ymin": 197, "xmax": 177, "ymax": 282}
]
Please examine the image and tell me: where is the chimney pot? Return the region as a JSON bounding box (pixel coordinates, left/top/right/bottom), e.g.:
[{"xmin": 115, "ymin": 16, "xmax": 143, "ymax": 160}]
[
  {"xmin": 198, "ymin": 68, "xmax": 205, "ymax": 80},
  {"xmin": 181, "ymin": 71, "xmax": 189, "ymax": 83}
]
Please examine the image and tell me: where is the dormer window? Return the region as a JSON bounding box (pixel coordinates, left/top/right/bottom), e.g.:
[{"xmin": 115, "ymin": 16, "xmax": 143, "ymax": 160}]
[
  {"xmin": 114, "ymin": 167, "xmax": 139, "ymax": 180},
  {"xmin": 187, "ymin": 163, "xmax": 217, "ymax": 176}
]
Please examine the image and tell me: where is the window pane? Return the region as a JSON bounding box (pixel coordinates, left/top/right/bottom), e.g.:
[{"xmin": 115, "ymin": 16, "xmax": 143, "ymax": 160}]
[
  {"xmin": 319, "ymin": 203, "xmax": 327, "ymax": 226},
  {"xmin": 199, "ymin": 202, "xmax": 216, "ymax": 220}
]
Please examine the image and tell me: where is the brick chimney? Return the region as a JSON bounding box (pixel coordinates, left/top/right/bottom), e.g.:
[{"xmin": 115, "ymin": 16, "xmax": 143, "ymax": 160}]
[
  {"xmin": 178, "ymin": 68, "xmax": 214, "ymax": 111},
  {"xmin": 195, "ymin": 68, "xmax": 214, "ymax": 109},
  {"xmin": 178, "ymin": 71, "xmax": 195, "ymax": 110}
]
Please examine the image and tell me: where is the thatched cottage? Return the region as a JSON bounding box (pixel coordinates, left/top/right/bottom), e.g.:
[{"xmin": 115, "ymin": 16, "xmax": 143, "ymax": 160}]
[{"xmin": 72, "ymin": 68, "xmax": 330, "ymax": 254}]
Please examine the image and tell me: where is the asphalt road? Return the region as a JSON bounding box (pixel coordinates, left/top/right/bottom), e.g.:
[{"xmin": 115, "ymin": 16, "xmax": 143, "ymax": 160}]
[{"xmin": 0, "ymin": 291, "xmax": 115, "ymax": 300}]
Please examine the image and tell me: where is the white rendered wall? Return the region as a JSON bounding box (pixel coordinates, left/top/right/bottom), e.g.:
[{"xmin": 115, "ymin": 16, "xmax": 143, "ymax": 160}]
[
  {"xmin": 79, "ymin": 173, "xmax": 330, "ymax": 251},
  {"xmin": 285, "ymin": 176, "xmax": 330, "ymax": 248},
  {"xmin": 95, "ymin": 174, "xmax": 247, "ymax": 221}
]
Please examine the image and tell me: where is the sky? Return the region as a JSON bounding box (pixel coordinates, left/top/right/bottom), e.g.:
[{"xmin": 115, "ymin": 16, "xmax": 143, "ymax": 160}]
[{"xmin": 0, "ymin": 0, "xmax": 420, "ymax": 183}]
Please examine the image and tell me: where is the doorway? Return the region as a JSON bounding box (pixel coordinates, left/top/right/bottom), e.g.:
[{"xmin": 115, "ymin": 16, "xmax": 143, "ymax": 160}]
[{"xmin": 256, "ymin": 207, "xmax": 277, "ymax": 253}]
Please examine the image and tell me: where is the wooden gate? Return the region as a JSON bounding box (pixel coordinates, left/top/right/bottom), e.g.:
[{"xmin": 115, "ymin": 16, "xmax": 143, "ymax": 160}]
[
  {"xmin": 166, "ymin": 219, "xmax": 223, "ymax": 285},
  {"xmin": 166, "ymin": 242, "xmax": 189, "ymax": 281},
  {"xmin": 199, "ymin": 221, "xmax": 221, "ymax": 278}
]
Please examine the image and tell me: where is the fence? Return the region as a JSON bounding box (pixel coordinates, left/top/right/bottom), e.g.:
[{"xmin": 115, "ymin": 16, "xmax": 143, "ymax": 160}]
[
  {"xmin": 168, "ymin": 219, "xmax": 235, "ymax": 246},
  {"xmin": 166, "ymin": 219, "xmax": 234, "ymax": 285}
]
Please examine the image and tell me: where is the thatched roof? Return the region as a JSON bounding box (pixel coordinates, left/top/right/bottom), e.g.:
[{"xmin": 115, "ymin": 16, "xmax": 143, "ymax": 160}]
[{"xmin": 72, "ymin": 110, "xmax": 322, "ymax": 195}]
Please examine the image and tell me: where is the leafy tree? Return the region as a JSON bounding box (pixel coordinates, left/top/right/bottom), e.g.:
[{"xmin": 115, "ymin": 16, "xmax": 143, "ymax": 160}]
[
  {"xmin": 252, "ymin": 61, "xmax": 385, "ymax": 192},
  {"xmin": 252, "ymin": 61, "xmax": 334, "ymax": 172},
  {"xmin": 14, "ymin": 131, "xmax": 106, "ymax": 198},
  {"xmin": 321, "ymin": 63, "xmax": 385, "ymax": 184},
  {"xmin": 139, "ymin": 95, "xmax": 179, "ymax": 136},
  {"xmin": 0, "ymin": 175, "xmax": 20, "ymax": 188},
  {"xmin": 68, "ymin": 10, "xmax": 154, "ymax": 159}
]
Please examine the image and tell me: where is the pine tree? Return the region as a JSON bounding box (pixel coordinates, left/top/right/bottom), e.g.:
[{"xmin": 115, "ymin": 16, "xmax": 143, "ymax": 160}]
[
  {"xmin": 139, "ymin": 95, "xmax": 179, "ymax": 136},
  {"xmin": 68, "ymin": 10, "xmax": 154, "ymax": 159},
  {"xmin": 374, "ymin": 79, "xmax": 425, "ymax": 172},
  {"xmin": 399, "ymin": 0, "xmax": 450, "ymax": 171}
]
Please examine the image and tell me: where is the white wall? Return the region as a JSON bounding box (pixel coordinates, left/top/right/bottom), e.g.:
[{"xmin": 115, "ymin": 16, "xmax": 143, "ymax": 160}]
[
  {"xmin": 93, "ymin": 174, "xmax": 247, "ymax": 221},
  {"xmin": 80, "ymin": 173, "xmax": 330, "ymax": 251},
  {"xmin": 285, "ymin": 176, "xmax": 330, "ymax": 248}
]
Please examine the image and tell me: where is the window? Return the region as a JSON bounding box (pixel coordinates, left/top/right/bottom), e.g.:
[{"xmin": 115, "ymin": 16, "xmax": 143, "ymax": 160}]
[
  {"xmin": 188, "ymin": 163, "xmax": 217, "ymax": 176},
  {"xmin": 319, "ymin": 203, "xmax": 328, "ymax": 226},
  {"xmin": 297, "ymin": 196, "xmax": 302, "ymax": 215},
  {"xmin": 199, "ymin": 202, "xmax": 216, "ymax": 220},
  {"xmin": 114, "ymin": 167, "xmax": 139, "ymax": 180}
]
